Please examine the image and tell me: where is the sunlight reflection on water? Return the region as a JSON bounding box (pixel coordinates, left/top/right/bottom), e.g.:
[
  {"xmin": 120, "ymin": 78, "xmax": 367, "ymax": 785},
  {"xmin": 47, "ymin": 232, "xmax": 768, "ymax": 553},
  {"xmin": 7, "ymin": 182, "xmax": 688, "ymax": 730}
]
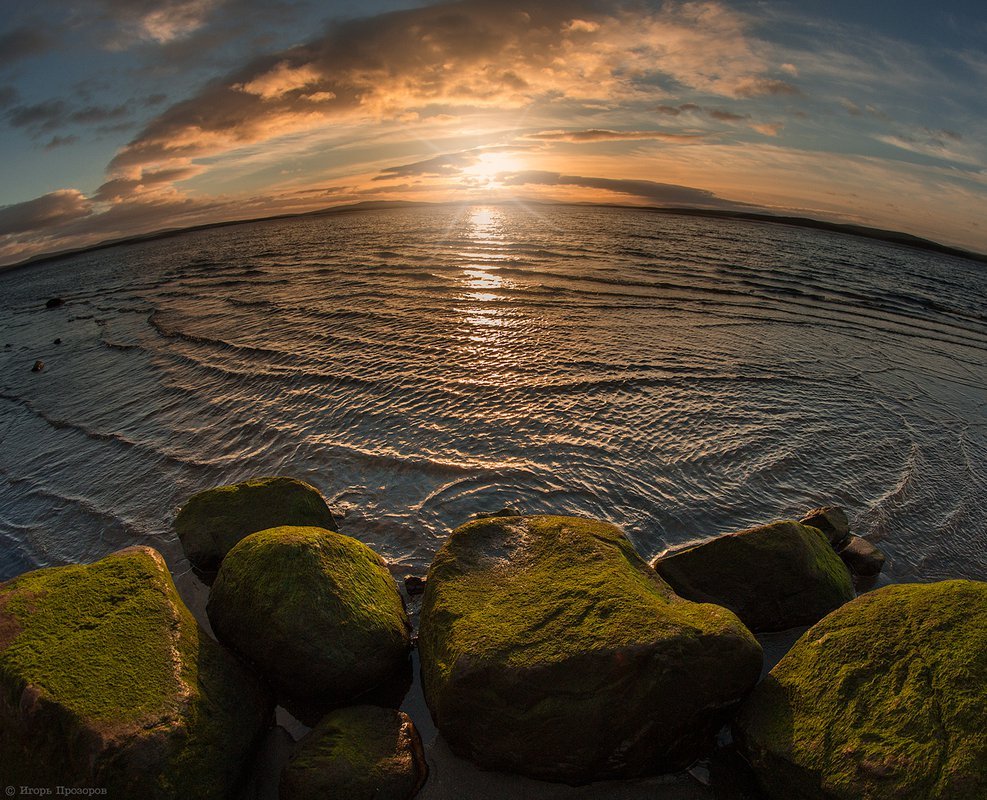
[{"xmin": 0, "ymin": 204, "xmax": 984, "ymax": 587}]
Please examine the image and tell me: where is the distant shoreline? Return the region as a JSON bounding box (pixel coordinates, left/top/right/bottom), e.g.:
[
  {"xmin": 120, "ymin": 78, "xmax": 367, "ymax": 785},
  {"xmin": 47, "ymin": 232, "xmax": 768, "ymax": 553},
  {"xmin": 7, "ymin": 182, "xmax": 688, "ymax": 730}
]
[{"xmin": 3, "ymin": 198, "xmax": 985, "ymax": 274}]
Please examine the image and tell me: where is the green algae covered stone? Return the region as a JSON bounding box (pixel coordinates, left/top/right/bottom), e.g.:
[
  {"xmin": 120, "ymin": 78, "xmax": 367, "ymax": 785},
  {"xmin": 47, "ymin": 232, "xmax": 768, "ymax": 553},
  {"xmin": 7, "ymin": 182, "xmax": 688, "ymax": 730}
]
[
  {"xmin": 0, "ymin": 546, "xmax": 272, "ymax": 798},
  {"xmin": 651, "ymin": 520, "xmax": 855, "ymax": 632},
  {"xmin": 279, "ymin": 706, "xmax": 428, "ymax": 800},
  {"xmin": 207, "ymin": 526, "xmax": 411, "ymax": 713},
  {"xmin": 418, "ymin": 514, "xmax": 763, "ymax": 784},
  {"xmin": 735, "ymin": 580, "xmax": 987, "ymax": 800},
  {"xmin": 174, "ymin": 476, "xmax": 338, "ymax": 573}
]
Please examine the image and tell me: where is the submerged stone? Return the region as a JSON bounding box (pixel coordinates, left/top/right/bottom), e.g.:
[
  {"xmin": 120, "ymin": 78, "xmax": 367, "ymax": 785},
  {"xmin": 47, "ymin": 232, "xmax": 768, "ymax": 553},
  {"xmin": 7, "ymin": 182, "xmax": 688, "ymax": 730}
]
[
  {"xmin": 174, "ymin": 476, "xmax": 338, "ymax": 573},
  {"xmin": 279, "ymin": 706, "xmax": 427, "ymax": 800},
  {"xmin": 735, "ymin": 580, "xmax": 987, "ymax": 800},
  {"xmin": 418, "ymin": 514, "xmax": 762, "ymax": 784},
  {"xmin": 207, "ymin": 525, "xmax": 411, "ymax": 714},
  {"xmin": 651, "ymin": 520, "xmax": 855, "ymax": 632},
  {"xmin": 837, "ymin": 534, "xmax": 886, "ymax": 577},
  {"xmin": 0, "ymin": 546, "xmax": 272, "ymax": 797}
]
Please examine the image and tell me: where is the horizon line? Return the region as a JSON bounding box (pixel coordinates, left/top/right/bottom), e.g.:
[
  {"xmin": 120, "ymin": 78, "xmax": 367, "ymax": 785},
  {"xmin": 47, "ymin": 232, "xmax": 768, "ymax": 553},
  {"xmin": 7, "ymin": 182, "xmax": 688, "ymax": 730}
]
[{"xmin": 3, "ymin": 198, "xmax": 985, "ymax": 275}]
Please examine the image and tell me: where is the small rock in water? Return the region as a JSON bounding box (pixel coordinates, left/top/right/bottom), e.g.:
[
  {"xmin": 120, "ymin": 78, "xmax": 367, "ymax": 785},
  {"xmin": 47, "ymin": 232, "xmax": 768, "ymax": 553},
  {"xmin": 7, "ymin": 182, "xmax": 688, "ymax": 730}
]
[
  {"xmin": 837, "ymin": 534, "xmax": 886, "ymax": 577},
  {"xmin": 404, "ymin": 575, "xmax": 426, "ymax": 596},
  {"xmin": 53, "ymin": 338, "xmax": 62, "ymax": 345},
  {"xmin": 799, "ymin": 506, "xmax": 850, "ymax": 546},
  {"xmin": 45, "ymin": 297, "xmax": 65, "ymax": 309},
  {"xmin": 31, "ymin": 360, "xmax": 44, "ymax": 372},
  {"xmin": 474, "ymin": 506, "xmax": 521, "ymax": 519}
]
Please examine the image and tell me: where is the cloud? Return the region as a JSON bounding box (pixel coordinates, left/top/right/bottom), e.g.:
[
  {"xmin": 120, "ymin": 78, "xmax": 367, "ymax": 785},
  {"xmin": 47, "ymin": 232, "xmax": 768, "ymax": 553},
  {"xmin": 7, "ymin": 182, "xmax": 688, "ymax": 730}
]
[
  {"xmin": 0, "ymin": 26, "xmax": 53, "ymax": 68},
  {"xmin": 501, "ymin": 170, "xmax": 743, "ymax": 208},
  {"xmin": 524, "ymin": 128, "xmax": 707, "ymax": 142},
  {"xmin": 707, "ymin": 110, "xmax": 748, "ymax": 122},
  {"xmin": 0, "ymin": 191, "xmax": 92, "ymax": 236},
  {"xmin": 92, "ymin": 164, "xmax": 206, "ymax": 201},
  {"xmin": 373, "ymin": 146, "xmax": 525, "ymax": 180},
  {"xmin": 653, "ymin": 102, "xmax": 782, "ymax": 136},
  {"xmin": 5, "ymin": 98, "xmax": 132, "ymax": 138},
  {"xmin": 0, "ymin": 86, "xmax": 20, "ymax": 109},
  {"xmin": 44, "ymin": 135, "xmax": 80, "ymax": 150},
  {"xmin": 733, "ymin": 77, "xmax": 801, "ymax": 97},
  {"xmin": 874, "ymin": 127, "xmax": 977, "ymax": 165},
  {"xmin": 107, "ymin": 0, "xmax": 788, "ymax": 176},
  {"xmin": 92, "ymin": 0, "xmax": 226, "ymax": 48}
]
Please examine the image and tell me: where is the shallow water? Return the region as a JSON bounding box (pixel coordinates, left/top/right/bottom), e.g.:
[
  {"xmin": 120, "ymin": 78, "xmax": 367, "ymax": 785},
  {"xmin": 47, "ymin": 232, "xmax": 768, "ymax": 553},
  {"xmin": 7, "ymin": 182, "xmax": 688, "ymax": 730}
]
[{"xmin": 1, "ymin": 203, "xmax": 984, "ymax": 586}]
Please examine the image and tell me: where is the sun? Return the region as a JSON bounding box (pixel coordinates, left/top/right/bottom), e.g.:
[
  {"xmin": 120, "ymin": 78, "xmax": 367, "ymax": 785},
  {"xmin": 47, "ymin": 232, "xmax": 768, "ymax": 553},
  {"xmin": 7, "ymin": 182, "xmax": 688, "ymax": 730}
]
[{"xmin": 462, "ymin": 151, "xmax": 524, "ymax": 187}]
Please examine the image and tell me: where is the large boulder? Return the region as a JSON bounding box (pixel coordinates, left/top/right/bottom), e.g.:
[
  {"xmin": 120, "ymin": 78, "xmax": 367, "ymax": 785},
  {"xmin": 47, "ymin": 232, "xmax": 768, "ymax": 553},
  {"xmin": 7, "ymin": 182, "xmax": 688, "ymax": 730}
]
[
  {"xmin": 174, "ymin": 476, "xmax": 338, "ymax": 573},
  {"xmin": 418, "ymin": 514, "xmax": 763, "ymax": 784},
  {"xmin": 279, "ymin": 706, "xmax": 427, "ymax": 800},
  {"xmin": 651, "ymin": 521, "xmax": 855, "ymax": 632},
  {"xmin": 207, "ymin": 526, "xmax": 411, "ymax": 714},
  {"xmin": 0, "ymin": 546, "xmax": 272, "ymax": 797},
  {"xmin": 735, "ymin": 580, "xmax": 987, "ymax": 800}
]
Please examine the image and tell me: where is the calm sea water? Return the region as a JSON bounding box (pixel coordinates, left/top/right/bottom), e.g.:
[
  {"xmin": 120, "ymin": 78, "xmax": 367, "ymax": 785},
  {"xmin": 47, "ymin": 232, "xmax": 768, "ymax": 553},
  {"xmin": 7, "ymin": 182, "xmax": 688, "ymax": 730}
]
[{"xmin": 1, "ymin": 204, "xmax": 985, "ymax": 587}]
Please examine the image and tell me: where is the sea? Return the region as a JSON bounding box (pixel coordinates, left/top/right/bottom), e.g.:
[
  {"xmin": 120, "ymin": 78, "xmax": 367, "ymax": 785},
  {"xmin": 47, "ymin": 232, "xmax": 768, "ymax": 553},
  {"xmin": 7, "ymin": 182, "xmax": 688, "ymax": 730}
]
[
  {"xmin": 1, "ymin": 203, "xmax": 985, "ymax": 590},
  {"xmin": 2, "ymin": 202, "xmax": 986, "ymax": 798}
]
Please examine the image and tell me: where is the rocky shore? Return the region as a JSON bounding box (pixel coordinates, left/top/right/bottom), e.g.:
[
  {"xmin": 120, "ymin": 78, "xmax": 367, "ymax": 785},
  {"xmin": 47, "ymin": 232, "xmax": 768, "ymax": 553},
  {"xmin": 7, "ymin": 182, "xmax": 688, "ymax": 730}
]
[{"xmin": 1, "ymin": 476, "xmax": 983, "ymax": 799}]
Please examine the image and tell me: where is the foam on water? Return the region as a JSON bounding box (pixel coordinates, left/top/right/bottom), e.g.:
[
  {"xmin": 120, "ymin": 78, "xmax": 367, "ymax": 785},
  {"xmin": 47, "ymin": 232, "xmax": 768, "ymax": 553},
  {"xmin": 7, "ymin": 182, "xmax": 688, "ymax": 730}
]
[{"xmin": 1, "ymin": 204, "xmax": 985, "ymax": 584}]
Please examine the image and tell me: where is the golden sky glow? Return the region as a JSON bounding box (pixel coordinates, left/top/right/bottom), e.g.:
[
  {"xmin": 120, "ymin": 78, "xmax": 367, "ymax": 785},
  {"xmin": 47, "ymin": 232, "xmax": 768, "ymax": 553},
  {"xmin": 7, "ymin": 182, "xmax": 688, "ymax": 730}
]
[{"xmin": 1, "ymin": 1, "xmax": 986, "ymax": 264}]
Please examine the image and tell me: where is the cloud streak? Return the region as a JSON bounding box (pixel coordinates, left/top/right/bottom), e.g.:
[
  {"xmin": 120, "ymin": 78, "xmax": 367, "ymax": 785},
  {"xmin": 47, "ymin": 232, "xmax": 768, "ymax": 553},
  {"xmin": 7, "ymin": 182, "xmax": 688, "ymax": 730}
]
[{"xmin": 501, "ymin": 170, "xmax": 744, "ymax": 208}]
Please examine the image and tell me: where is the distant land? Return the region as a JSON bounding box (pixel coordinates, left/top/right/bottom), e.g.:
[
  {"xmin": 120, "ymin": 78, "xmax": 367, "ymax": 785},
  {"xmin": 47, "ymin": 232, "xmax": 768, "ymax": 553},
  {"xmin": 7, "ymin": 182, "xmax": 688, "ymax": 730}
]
[{"xmin": 3, "ymin": 199, "xmax": 985, "ymax": 274}]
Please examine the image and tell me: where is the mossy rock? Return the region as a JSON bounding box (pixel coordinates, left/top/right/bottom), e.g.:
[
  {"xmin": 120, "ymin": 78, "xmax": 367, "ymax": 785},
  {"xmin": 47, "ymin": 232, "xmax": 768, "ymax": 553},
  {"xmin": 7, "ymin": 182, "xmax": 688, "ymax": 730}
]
[
  {"xmin": 418, "ymin": 514, "xmax": 763, "ymax": 784},
  {"xmin": 735, "ymin": 580, "xmax": 987, "ymax": 799},
  {"xmin": 207, "ymin": 526, "xmax": 411, "ymax": 714},
  {"xmin": 651, "ymin": 521, "xmax": 855, "ymax": 632},
  {"xmin": 174, "ymin": 476, "xmax": 337, "ymax": 574},
  {"xmin": 279, "ymin": 706, "xmax": 427, "ymax": 800},
  {"xmin": 0, "ymin": 546, "xmax": 272, "ymax": 797}
]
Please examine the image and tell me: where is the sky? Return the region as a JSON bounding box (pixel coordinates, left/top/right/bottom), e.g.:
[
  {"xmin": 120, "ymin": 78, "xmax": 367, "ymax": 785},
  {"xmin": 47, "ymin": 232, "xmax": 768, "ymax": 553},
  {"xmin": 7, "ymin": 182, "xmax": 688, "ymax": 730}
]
[{"xmin": 1, "ymin": 0, "xmax": 986, "ymax": 265}]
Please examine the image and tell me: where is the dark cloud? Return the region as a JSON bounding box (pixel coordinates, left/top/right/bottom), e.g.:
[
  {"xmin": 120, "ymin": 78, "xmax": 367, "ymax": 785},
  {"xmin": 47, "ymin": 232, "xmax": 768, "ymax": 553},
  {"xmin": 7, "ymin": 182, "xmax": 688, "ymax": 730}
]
[
  {"xmin": 525, "ymin": 129, "xmax": 707, "ymax": 142},
  {"xmin": 0, "ymin": 26, "xmax": 53, "ymax": 68},
  {"xmin": 70, "ymin": 103, "xmax": 131, "ymax": 125},
  {"xmin": 501, "ymin": 171, "xmax": 743, "ymax": 209},
  {"xmin": 0, "ymin": 86, "xmax": 20, "ymax": 109},
  {"xmin": 143, "ymin": 93, "xmax": 168, "ymax": 106},
  {"xmin": 0, "ymin": 190, "xmax": 92, "ymax": 235},
  {"xmin": 44, "ymin": 134, "xmax": 79, "ymax": 150},
  {"xmin": 6, "ymin": 99, "xmax": 67, "ymax": 132},
  {"xmin": 5, "ymin": 98, "xmax": 133, "ymax": 138},
  {"xmin": 707, "ymin": 109, "xmax": 749, "ymax": 122}
]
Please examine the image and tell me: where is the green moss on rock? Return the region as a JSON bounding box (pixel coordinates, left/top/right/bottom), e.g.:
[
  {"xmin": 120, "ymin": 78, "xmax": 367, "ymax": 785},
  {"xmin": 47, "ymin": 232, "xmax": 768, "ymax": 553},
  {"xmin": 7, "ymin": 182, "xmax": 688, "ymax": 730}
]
[
  {"xmin": 735, "ymin": 580, "xmax": 987, "ymax": 800},
  {"xmin": 279, "ymin": 706, "xmax": 427, "ymax": 800},
  {"xmin": 418, "ymin": 514, "xmax": 763, "ymax": 784},
  {"xmin": 0, "ymin": 546, "xmax": 272, "ymax": 797},
  {"xmin": 174, "ymin": 476, "xmax": 337, "ymax": 573},
  {"xmin": 207, "ymin": 526, "xmax": 411, "ymax": 713},
  {"xmin": 651, "ymin": 520, "xmax": 855, "ymax": 632}
]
